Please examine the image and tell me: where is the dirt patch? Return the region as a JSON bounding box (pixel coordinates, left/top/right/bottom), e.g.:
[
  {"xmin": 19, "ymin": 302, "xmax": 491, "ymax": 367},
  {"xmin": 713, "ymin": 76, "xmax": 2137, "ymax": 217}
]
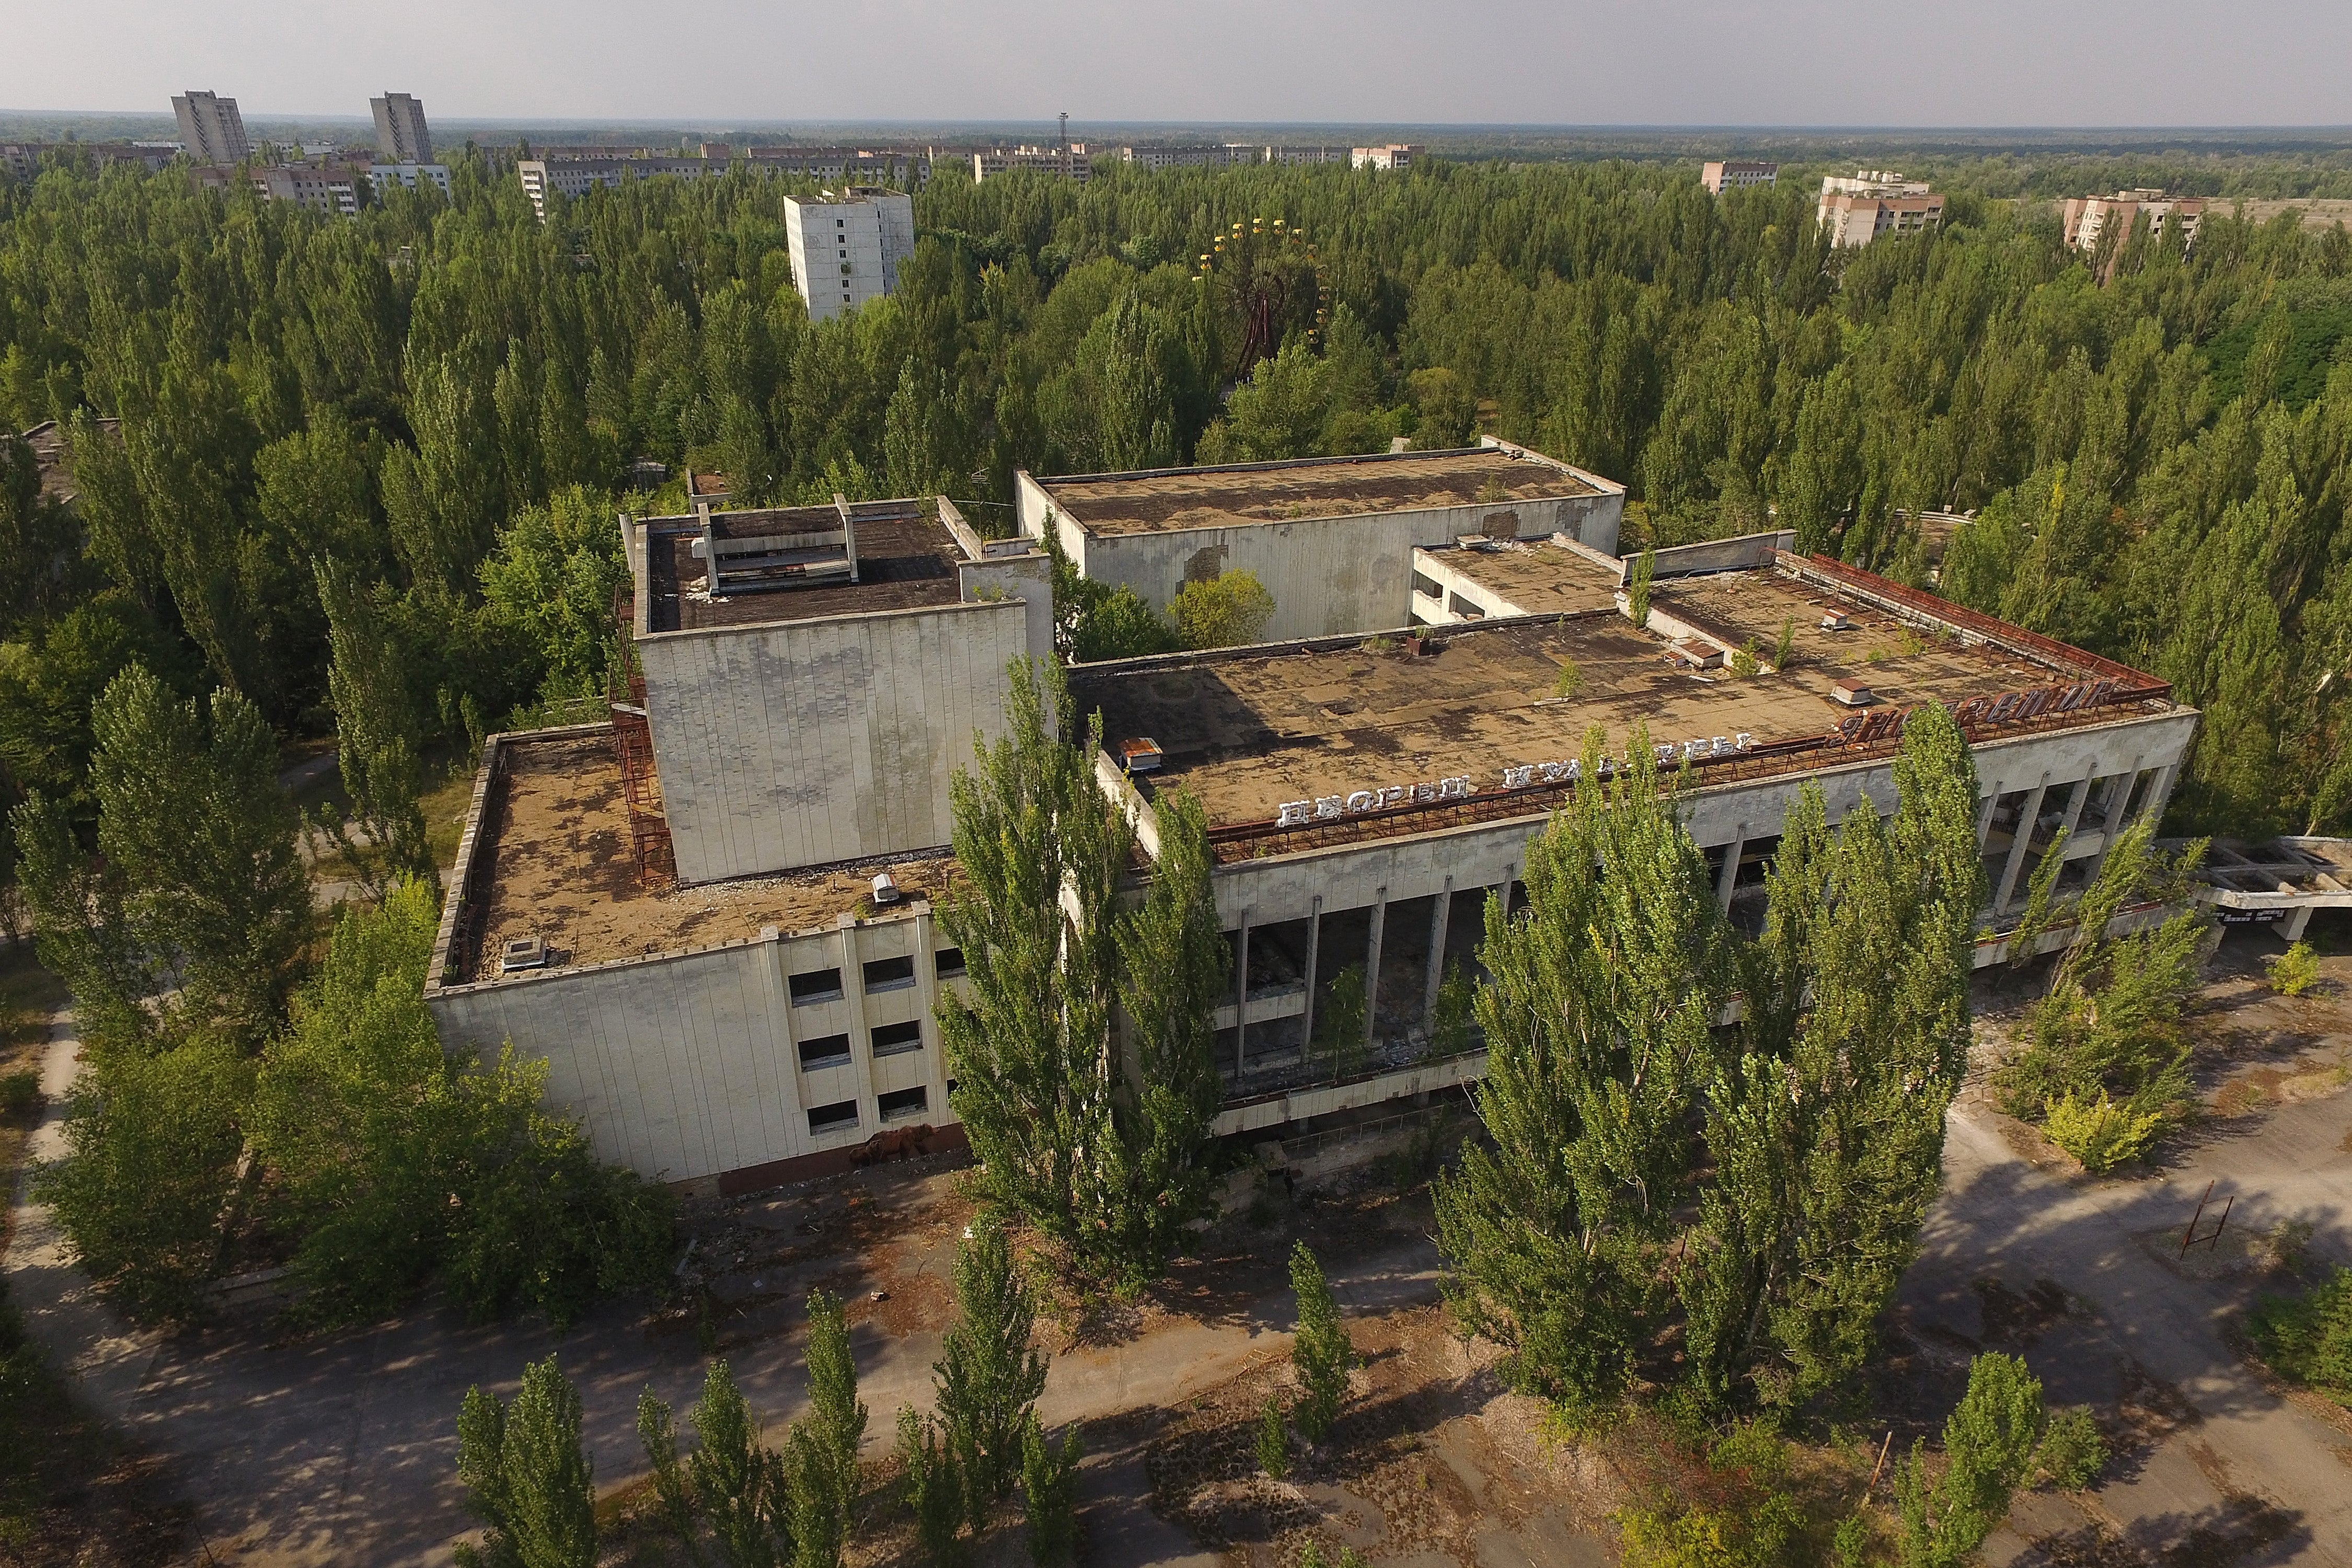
[
  {"xmin": 1975, "ymin": 1277, "xmax": 2074, "ymax": 1346},
  {"xmin": 1142, "ymin": 1304, "xmax": 1613, "ymax": 1565}
]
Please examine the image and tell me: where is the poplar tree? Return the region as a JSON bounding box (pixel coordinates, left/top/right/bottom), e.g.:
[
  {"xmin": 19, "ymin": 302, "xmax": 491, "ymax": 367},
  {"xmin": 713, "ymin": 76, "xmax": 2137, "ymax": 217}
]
[
  {"xmin": 792, "ymin": 1286, "xmax": 867, "ymax": 1562},
  {"xmin": 1433, "ymin": 729, "xmax": 1727, "ymax": 1411},
  {"xmin": 1288, "ymin": 1242, "xmax": 1354, "ymax": 1443},
  {"xmin": 455, "ymin": 1355, "xmax": 598, "ymax": 1568},
  {"xmin": 1098, "ymin": 787, "xmax": 1227, "ymax": 1282},
  {"xmin": 318, "ymin": 560, "xmax": 437, "ymax": 896},
  {"xmin": 1682, "ymin": 704, "xmax": 1984, "ymax": 1409},
  {"xmin": 936, "ymin": 658, "xmax": 1128, "ymax": 1258},
  {"xmin": 935, "ymin": 1217, "xmax": 1048, "ymax": 1527}
]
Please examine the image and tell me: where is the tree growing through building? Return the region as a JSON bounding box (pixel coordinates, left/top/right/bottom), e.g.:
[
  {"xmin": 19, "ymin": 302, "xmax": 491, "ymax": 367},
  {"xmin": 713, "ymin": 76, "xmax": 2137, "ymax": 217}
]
[{"xmin": 1170, "ymin": 568, "xmax": 1276, "ymax": 650}]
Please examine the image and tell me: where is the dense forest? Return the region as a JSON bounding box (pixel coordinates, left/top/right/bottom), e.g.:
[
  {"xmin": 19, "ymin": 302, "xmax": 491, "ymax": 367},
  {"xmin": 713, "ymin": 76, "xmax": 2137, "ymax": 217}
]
[{"xmin": 2, "ymin": 144, "xmax": 2351, "ymax": 885}]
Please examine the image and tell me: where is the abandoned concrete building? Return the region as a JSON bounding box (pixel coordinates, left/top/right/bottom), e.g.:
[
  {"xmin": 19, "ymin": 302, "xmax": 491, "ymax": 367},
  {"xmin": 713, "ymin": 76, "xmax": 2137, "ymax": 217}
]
[
  {"xmin": 423, "ymin": 467, "xmax": 2197, "ymax": 1194},
  {"xmin": 1016, "ymin": 439, "xmax": 1627, "ymax": 641},
  {"xmin": 423, "ymin": 491, "xmax": 1050, "ymax": 1193}
]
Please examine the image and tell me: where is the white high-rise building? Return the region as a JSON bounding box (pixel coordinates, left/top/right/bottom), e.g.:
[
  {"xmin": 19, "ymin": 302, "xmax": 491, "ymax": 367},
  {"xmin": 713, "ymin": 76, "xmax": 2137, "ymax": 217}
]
[
  {"xmin": 371, "ymin": 93, "xmax": 433, "ymax": 165},
  {"xmin": 171, "ymin": 90, "xmax": 250, "ymax": 165},
  {"xmin": 785, "ymin": 188, "xmax": 915, "ymax": 323}
]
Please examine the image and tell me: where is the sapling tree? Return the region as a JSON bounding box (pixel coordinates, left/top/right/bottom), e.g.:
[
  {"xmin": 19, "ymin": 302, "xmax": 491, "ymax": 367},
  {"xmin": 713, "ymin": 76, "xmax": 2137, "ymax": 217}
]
[
  {"xmin": 1289, "ymin": 1242, "xmax": 1355, "ymax": 1443},
  {"xmin": 456, "ymin": 1355, "xmax": 598, "ymax": 1568},
  {"xmin": 1019, "ymin": 1415, "xmax": 1084, "ymax": 1567},
  {"xmin": 936, "ymin": 1217, "xmax": 1050, "ymax": 1526}
]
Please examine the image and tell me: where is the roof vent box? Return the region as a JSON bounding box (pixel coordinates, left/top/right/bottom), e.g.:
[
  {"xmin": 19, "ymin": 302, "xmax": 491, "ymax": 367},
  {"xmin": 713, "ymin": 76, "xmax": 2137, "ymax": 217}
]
[
  {"xmin": 871, "ymin": 872, "xmax": 903, "ymax": 906},
  {"xmin": 500, "ymin": 935, "xmax": 550, "ymax": 973},
  {"xmin": 1117, "ymin": 737, "xmax": 1164, "ymax": 773},
  {"xmin": 1819, "ymin": 613, "xmax": 1853, "ymax": 632},
  {"xmin": 1666, "ymin": 639, "xmax": 1723, "ymax": 671},
  {"xmin": 1831, "ymin": 677, "xmax": 1875, "ymax": 707}
]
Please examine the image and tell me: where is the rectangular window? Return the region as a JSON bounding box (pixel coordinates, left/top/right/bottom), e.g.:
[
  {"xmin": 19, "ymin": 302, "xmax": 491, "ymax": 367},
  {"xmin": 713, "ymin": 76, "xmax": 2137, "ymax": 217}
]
[
  {"xmin": 878, "ymin": 1086, "xmax": 928, "ymax": 1122},
  {"xmin": 807, "ymin": 1099, "xmax": 859, "ymax": 1134},
  {"xmin": 871, "ymin": 1020, "xmax": 923, "ymax": 1056},
  {"xmin": 862, "ymin": 955, "xmax": 917, "ymax": 994},
  {"xmin": 934, "ymin": 947, "xmax": 966, "ymax": 979},
  {"xmin": 1411, "ymin": 571, "xmax": 1442, "ymax": 599},
  {"xmin": 1448, "ymin": 592, "xmax": 1485, "ymax": 620},
  {"xmin": 789, "ymin": 968, "xmax": 843, "ymax": 1005},
  {"xmin": 797, "ymin": 1032, "xmax": 852, "ymax": 1070}
]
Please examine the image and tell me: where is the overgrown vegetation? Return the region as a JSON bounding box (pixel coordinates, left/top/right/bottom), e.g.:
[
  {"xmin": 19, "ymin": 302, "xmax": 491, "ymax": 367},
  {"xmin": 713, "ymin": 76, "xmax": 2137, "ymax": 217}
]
[
  {"xmin": 1437, "ymin": 708, "xmax": 1982, "ymax": 1420},
  {"xmin": 937, "ymin": 660, "xmax": 1227, "ymax": 1286},
  {"xmin": 2249, "ymin": 1266, "xmax": 2352, "ymax": 1404},
  {"xmin": 1996, "ymin": 818, "xmax": 2209, "ymax": 1170}
]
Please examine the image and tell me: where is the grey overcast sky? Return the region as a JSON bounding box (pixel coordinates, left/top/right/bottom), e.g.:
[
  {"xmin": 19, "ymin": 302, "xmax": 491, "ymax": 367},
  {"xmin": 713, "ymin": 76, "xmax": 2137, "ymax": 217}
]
[{"xmin": 4, "ymin": 0, "xmax": 2349, "ymax": 126}]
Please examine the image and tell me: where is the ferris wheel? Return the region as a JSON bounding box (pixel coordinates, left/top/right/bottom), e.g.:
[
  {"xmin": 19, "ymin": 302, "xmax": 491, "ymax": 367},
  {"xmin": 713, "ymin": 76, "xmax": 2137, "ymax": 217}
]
[{"xmin": 1195, "ymin": 216, "xmax": 1331, "ymax": 372}]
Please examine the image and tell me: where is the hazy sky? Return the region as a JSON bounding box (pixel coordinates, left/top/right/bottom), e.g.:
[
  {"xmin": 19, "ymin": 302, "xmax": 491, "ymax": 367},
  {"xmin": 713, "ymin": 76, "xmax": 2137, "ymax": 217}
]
[{"xmin": 6, "ymin": 0, "xmax": 2350, "ymax": 128}]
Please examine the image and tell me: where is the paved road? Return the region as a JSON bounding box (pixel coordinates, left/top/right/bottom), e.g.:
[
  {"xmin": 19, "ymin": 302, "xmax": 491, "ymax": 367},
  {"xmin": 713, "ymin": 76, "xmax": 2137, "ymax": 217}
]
[
  {"xmin": 1905, "ymin": 1099, "xmax": 2352, "ymax": 1566},
  {"xmin": 5, "ymin": 1004, "xmax": 1444, "ymax": 1565}
]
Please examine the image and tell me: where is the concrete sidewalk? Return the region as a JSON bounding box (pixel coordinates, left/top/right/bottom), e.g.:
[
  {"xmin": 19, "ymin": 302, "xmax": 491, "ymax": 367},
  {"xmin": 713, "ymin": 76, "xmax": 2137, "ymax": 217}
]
[
  {"xmin": 1908, "ymin": 1103, "xmax": 2352, "ymax": 1566},
  {"xmin": 4, "ymin": 1002, "xmax": 1442, "ymax": 1565}
]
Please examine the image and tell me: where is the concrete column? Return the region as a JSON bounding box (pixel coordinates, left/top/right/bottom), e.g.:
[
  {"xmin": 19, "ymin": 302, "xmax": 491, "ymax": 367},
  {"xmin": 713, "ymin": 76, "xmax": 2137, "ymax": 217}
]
[
  {"xmin": 838, "ymin": 918, "xmax": 878, "ymax": 1128},
  {"xmin": 1974, "ymin": 787, "xmax": 2000, "ymax": 849},
  {"xmin": 2080, "ymin": 757, "xmax": 2144, "ymax": 891},
  {"xmin": 757, "ymin": 924, "xmax": 802, "ymax": 1125},
  {"xmin": 2055, "ymin": 764, "xmax": 2095, "ymax": 847},
  {"xmin": 1423, "ymin": 878, "xmax": 1455, "ymax": 1033},
  {"xmin": 1364, "ymin": 886, "xmax": 1388, "ymax": 1050},
  {"xmin": 1233, "ymin": 908, "xmax": 1251, "ymax": 1077},
  {"xmin": 1715, "ymin": 826, "xmax": 1746, "ymax": 913},
  {"xmin": 1994, "ymin": 775, "xmax": 2051, "ymax": 914},
  {"xmin": 2286, "ymin": 905, "xmax": 2315, "ymax": 941},
  {"xmin": 1299, "ymin": 896, "xmax": 1322, "ymax": 1051},
  {"xmin": 2139, "ymin": 762, "xmax": 2179, "ymax": 826}
]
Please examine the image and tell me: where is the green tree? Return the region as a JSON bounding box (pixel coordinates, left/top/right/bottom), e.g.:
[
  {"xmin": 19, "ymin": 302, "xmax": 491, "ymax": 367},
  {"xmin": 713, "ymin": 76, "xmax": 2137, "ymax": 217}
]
[
  {"xmin": 1409, "ymin": 366, "xmax": 1478, "ymax": 448},
  {"xmin": 455, "ymin": 1355, "xmax": 598, "ymax": 1568},
  {"xmin": 318, "ymin": 561, "xmax": 436, "ymax": 894},
  {"xmin": 792, "ymin": 1286, "xmax": 867, "ymax": 1562},
  {"xmin": 1434, "ymin": 729, "xmax": 1726, "ymax": 1413},
  {"xmin": 1255, "ymin": 1395, "xmax": 1290, "ymax": 1480},
  {"xmin": 1170, "ymin": 568, "xmax": 1275, "ymax": 649},
  {"xmin": 1288, "ymin": 1242, "xmax": 1355, "ymax": 1444},
  {"xmin": 896, "ymin": 1405, "xmax": 967, "ymax": 1567},
  {"xmin": 937, "ymin": 659, "xmax": 1129, "ymax": 1253},
  {"xmin": 1216, "ymin": 340, "xmax": 1332, "ymax": 462},
  {"xmin": 1018, "ymin": 1416, "xmax": 1083, "ymax": 1567},
  {"xmin": 1895, "ymin": 1353, "xmax": 2046, "ymax": 1568},
  {"xmin": 935, "ymin": 1216, "xmax": 1049, "ymax": 1526},
  {"xmin": 1099, "ymin": 787, "xmax": 1227, "ymax": 1281}
]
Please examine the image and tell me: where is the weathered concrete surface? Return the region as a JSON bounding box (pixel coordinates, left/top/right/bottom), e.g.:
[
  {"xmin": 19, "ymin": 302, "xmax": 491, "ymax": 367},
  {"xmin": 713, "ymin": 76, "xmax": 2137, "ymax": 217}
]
[{"xmin": 1904, "ymin": 1100, "xmax": 2352, "ymax": 1566}]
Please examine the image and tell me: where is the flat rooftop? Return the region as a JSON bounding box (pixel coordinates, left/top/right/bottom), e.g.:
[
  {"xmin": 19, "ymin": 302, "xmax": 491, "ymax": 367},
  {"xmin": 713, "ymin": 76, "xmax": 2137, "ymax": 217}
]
[
  {"xmin": 446, "ymin": 731, "xmax": 956, "ymax": 984},
  {"xmin": 1425, "ymin": 537, "xmax": 1625, "ymax": 615},
  {"xmin": 1072, "ymin": 562, "xmax": 2175, "ymax": 856},
  {"xmin": 1040, "ymin": 447, "xmax": 1601, "ymax": 537},
  {"xmin": 640, "ymin": 501, "xmax": 963, "ymax": 634}
]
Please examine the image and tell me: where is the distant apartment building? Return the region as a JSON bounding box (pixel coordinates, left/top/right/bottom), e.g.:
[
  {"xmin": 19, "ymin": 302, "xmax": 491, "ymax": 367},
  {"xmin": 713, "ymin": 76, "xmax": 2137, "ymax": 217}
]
[
  {"xmin": 1702, "ymin": 159, "xmax": 1778, "ymax": 194},
  {"xmin": 1817, "ymin": 170, "xmax": 1944, "ymax": 248},
  {"xmin": 1352, "ymin": 143, "xmax": 1420, "ymax": 171},
  {"xmin": 171, "ymin": 90, "xmax": 250, "ymax": 165},
  {"xmin": 1113, "ymin": 143, "xmax": 1265, "ymax": 171},
  {"xmin": 1264, "ymin": 145, "xmax": 1345, "ymax": 166},
  {"xmin": 972, "ymin": 143, "xmax": 1089, "ymax": 183},
  {"xmin": 371, "ymin": 162, "xmax": 452, "ymax": 195},
  {"xmin": 516, "ymin": 145, "xmax": 928, "ymax": 218},
  {"xmin": 371, "ymin": 92, "xmax": 434, "ymax": 165},
  {"xmin": 251, "ymin": 162, "xmax": 362, "ymax": 217},
  {"xmin": 785, "ymin": 188, "xmax": 916, "ymax": 323},
  {"xmin": 2063, "ymin": 189, "xmax": 2206, "ymax": 261}
]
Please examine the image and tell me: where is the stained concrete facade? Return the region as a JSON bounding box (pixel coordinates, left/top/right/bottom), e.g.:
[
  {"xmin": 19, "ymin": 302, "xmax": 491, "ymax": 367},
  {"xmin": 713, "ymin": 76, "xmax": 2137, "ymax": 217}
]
[
  {"xmin": 426, "ymin": 766, "xmax": 969, "ymax": 1191},
  {"xmin": 1017, "ymin": 440, "xmax": 1625, "ymax": 644},
  {"xmin": 625, "ymin": 497, "xmax": 1054, "ymax": 885}
]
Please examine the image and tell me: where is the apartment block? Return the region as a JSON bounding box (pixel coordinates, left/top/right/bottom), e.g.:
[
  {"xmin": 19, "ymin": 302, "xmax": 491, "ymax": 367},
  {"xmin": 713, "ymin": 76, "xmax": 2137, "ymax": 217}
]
[
  {"xmin": 370, "ymin": 162, "xmax": 452, "ymax": 195},
  {"xmin": 171, "ymin": 90, "xmax": 250, "ymax": 165},
  {"xmin": 1817, "ymin": 170, "xmax": 1944, "ymax": 248},
  {"xmin": 785, "ymin": 188, "xmax": 916, "ymax": 322},
  {"xmin": 1702, "ymin": 159, "xmax": 1779, "ymax": 194},
  {"xmin": 251, "ymin": 162, "xmax": 362, "ymax": 217},
  {"xmin": 371, "ymin": 92, "xmax": 433, "ymax": 164},
  {"xmin": 1351, "ymin": 144, "xmax": 1420, "ymax": 171},
  {"xmin": 2063, "ymin": 189, "xmax": 2206, "ymax": 261},
  {"xmin": 972, "ymin": 143, "xmax": 1090, "ymax": 183}
]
